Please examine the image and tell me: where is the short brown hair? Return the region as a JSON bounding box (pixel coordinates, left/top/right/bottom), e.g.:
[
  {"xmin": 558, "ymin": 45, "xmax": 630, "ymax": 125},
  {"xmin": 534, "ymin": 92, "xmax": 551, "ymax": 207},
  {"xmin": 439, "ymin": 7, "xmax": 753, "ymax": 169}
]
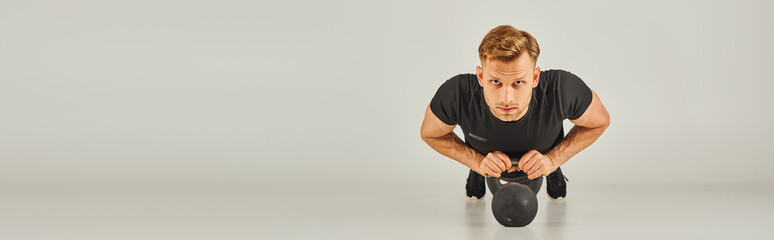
[{"xmin": 478, "ymin": 25, "xmax": 540, "ymax": 65}]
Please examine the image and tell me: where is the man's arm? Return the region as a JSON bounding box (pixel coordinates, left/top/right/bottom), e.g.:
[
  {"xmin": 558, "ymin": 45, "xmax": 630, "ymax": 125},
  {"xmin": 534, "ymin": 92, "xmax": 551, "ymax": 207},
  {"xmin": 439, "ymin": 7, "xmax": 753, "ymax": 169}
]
[
  {"xmin": 421, "ymin": 104, "xmax": 515, "ymax": 177},
  {"xmin": 545, "ymin": 89, "xmax": 610, "ymax": 169},
  {"xmin": 420, "ymin": 104, "xmax": 485, "ymax": 173}
]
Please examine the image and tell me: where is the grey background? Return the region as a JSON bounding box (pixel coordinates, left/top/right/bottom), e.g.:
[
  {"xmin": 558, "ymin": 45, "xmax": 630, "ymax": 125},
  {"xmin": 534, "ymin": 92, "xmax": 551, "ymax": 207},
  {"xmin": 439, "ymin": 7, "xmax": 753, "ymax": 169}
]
[{"xmin": 1, "ymin": 0, "xmax": 773, "ymax": 239}]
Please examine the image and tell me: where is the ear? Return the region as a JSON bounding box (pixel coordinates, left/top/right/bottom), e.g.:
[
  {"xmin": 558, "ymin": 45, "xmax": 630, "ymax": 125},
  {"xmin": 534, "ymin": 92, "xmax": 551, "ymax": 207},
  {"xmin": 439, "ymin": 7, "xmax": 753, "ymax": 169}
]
[
  {"xmin": 476, "ymin": 65, "xmax": 484, "ymax": 87},
  {"xmin": 532, "ymin": 66, "xmax": 541, "ymax": 88}
]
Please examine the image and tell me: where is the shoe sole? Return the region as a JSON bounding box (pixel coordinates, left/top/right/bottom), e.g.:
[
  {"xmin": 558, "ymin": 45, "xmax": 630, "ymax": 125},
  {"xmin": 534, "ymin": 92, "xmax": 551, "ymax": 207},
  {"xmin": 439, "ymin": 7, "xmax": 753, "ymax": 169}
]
[{"xmin": 547, "ymin": 191, "xmax": 565, "ymax": 200}]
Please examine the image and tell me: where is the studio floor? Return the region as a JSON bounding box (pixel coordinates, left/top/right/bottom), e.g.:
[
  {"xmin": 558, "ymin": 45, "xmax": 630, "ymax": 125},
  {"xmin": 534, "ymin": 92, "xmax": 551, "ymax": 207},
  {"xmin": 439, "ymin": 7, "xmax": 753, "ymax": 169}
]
[{"xmin": 1, "ymin": 180, "xmax": 771, "ymax": 240}]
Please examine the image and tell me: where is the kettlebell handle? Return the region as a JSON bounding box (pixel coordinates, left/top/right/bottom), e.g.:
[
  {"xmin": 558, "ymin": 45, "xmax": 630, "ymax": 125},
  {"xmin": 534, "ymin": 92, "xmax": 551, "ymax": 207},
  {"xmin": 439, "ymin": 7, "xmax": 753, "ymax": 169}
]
[
  {"xmin": 482, "ymin": 157, "xmax": 520, "ymax": 179},
  {"xmin": 509, "ymin": 157, "xmax": 519, "ymax": 167}
]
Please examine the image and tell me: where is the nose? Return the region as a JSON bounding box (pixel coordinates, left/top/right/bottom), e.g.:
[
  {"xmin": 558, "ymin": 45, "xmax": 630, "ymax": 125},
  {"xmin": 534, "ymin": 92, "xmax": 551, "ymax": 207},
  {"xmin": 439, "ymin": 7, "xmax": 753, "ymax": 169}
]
[{"xmin": 501, "ymin": 87, "xmax": 517, "ymax": 104}]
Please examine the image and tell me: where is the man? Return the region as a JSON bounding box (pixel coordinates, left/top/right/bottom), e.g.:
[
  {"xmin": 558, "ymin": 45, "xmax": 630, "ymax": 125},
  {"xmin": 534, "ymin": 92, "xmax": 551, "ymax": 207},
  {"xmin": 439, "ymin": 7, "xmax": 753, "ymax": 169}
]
[{"xmin": 420, "ymin": 25, "xmax": 610, "ymax": 200}]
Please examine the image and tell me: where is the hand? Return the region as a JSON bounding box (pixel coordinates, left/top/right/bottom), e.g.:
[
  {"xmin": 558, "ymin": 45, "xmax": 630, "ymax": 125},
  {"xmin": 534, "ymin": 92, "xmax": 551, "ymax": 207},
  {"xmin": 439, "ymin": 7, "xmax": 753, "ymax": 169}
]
[
  {"xmin": 516, "ymin": 150, "xmax": 557, "ymax": 180},
  {"xmin": 476, "ymin": 151, "xmax": 516, "ymax": 178}
]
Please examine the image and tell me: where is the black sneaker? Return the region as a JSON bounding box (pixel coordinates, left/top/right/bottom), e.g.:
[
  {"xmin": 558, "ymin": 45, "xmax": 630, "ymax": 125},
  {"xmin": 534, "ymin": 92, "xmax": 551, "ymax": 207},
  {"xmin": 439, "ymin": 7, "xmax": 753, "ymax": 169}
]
[
  {"xmin": 465, "ymin": 169, "xmax": 486, "ymax": 199},
  {"xmin": 546, "ymin": 167, "xmax": 569, "ymax": 200}
]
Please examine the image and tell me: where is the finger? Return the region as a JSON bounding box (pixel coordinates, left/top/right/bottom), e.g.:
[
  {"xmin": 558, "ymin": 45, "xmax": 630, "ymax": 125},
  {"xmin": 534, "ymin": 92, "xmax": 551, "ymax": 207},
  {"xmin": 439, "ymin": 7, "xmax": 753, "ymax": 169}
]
[
  {"xmin": 533, "ymin": 154, "xmax": 547, "ymax": 175},
  {"xmin": 485, "ymin": 157, "xmax": 502, "ymax": 173},
  {"xmin": 494, "ymin": 151, "xmax": 512, "ymax": 170},
  {"xmin": 524, "ymin": 156, "xmax": 538, "ymax": 174},
  {"xmin": 534, "ymin": 164, "xmax": 545, "ymax": 179},
  {"xmin": 485, "ymin": 161, "xmax": 501, "ymax": 177},
  {"xmin": 487, "ymin": 164, "xmax": 501, "ymax": 178},
  {"xmin": 529, "ymin": 170, "xmax": 541, "ymax": 180},
  {"xmin": 507, "ymin": 166, "xmax": 516, "ymax": 173},
  {"xmin": 527, "ymin": 163, "xmax": 540, "ymax": 180},
  {"xmin": 530, "ymin": 163, "xmax": 544, "ymax": 177},
  {"xmin": 524, "ymin": 160, "xmax": 538, "ymax": 175},
  {"xmin": 529, "ymin": 151, "xmax": 545, "ymax": 173},
  {"xmin": 490, "ymin": 155, "xmax": 506, "ymax": 172},
  {"xmin": 518, "ymin": 150, "xmax": 536, "ymax": 170},
  {"xmin": 526, "ymin": 154, "xmax": 542, "ymax": 175},
  {"xmin": 484, "ymin": 160, "xmax": 497, "ymax": 172}
]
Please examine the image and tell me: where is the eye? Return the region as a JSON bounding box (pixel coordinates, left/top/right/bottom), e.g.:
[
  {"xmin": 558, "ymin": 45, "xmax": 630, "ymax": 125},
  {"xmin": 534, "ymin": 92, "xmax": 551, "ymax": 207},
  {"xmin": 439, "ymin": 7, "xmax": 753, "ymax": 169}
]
[
  {"xmin": 515, "ymin": 80, "xmax": 523, "ymax": 85},
  {"xmin": 491, "ymin": 80, "xmax": 500, "ymax": 85}
]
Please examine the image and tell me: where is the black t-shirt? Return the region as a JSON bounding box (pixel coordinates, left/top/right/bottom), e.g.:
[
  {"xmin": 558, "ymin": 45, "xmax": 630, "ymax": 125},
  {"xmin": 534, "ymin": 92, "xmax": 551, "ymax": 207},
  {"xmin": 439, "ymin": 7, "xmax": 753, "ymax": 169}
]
[{"xmin": 430, "ymin": 69, "xmax": 593, "ymax": 160}]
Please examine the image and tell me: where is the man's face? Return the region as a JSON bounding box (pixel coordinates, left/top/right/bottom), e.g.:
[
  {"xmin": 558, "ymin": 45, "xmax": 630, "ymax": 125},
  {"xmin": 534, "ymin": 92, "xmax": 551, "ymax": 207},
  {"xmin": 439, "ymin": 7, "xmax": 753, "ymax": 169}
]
[{"xmin": 476, "ymin": 53, "xmax": 541, "ymax": 122}]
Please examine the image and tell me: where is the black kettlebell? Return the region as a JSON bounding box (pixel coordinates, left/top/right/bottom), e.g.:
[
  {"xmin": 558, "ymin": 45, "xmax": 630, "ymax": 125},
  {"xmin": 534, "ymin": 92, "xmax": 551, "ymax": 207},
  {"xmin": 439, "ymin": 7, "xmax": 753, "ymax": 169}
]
[
  {"xmin": 487, "ymin": 158, "xmax": 540, "ymax": 227},
  {"xmin": 491, "ymin": 182, "xmax": 538, "ymax": 227}
]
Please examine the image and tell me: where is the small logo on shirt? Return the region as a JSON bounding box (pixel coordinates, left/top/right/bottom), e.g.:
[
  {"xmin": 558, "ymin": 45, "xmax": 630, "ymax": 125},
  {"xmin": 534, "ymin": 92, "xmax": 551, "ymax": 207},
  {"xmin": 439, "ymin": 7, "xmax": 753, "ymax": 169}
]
[{"xmin": 468, "ymin": 132, "xmax": 487, "ymax": 142}]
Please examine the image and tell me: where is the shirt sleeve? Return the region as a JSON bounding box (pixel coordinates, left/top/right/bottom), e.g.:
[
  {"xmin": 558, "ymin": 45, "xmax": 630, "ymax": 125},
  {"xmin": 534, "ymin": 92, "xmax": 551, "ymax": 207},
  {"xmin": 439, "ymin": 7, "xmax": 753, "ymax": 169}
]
[
  {"xmin": 429, "ymin": 75, "xmax": 463, "ymax": 125},
  {"xmin": 555, "ymin": 70, "xmax": 593, "ymax": 120}
]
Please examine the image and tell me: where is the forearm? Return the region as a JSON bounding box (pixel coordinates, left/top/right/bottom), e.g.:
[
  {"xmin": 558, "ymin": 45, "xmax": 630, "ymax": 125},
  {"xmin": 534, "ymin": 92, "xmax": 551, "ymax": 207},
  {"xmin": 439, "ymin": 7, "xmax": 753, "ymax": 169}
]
[
  {"xmin": 545, "ymin": 124, "xmax": 608, "ymax": 168},
  {"xmin": 422, "ymin": 132, "xmax": 485, "ymax": 172}
]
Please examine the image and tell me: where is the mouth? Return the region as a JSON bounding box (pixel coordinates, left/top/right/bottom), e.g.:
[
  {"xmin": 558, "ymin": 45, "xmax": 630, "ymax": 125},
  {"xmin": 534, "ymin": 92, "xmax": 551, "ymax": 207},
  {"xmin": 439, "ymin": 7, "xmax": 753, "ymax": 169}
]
[{"xmin": 497, "ymin": 106, "xmax": 516, "ymax": 113}]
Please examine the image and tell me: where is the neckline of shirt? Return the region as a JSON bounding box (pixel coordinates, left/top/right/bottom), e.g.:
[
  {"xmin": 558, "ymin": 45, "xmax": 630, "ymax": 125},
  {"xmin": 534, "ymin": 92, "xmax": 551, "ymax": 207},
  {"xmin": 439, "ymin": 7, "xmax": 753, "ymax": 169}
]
[{"xmin": 480, "ymin": 87, "xmax": 537, "ymax": 126}]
